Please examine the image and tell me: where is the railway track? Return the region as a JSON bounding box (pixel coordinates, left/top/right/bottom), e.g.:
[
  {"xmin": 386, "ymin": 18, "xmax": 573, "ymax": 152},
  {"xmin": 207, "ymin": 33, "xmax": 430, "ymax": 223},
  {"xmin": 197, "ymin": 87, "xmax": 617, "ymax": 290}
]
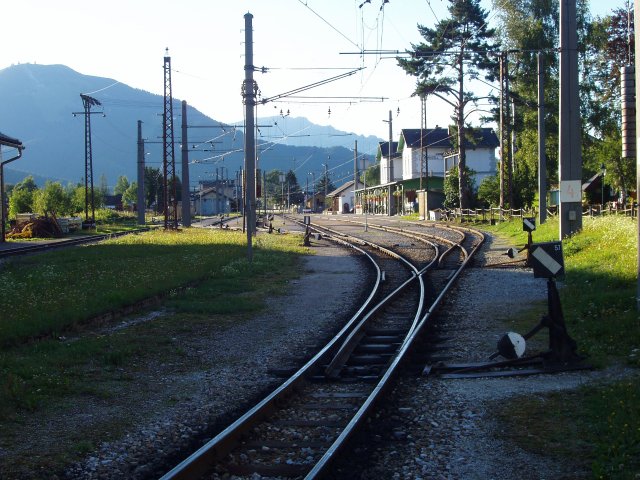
[
  {"xmin": 0, "ymin": 227, "xmax": 152, "ymax": 259},
  {"xmin": 161, "ymin": 216, "xmax": 484, "ymax": 479}
]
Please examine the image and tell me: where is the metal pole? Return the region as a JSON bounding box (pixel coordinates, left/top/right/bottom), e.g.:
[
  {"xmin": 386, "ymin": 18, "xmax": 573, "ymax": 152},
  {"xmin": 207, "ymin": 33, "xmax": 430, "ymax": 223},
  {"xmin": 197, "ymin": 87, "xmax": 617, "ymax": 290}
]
[
  {"xmin": 388, "ymin": 110, "xmax": 393, "ymax": 182},
  {"xmin": 137, "ymin": 121, "xmax": 145, "ymax": 225},
  {"xmin": 324, "ymin": 160, "xmax": 328, "ymax": 209},
  {"xmin": 243, "ymin": 12, "xmax": 256, "ymax": 261},
  {"xmin": 354, "ymin": 140, "xmax": 358, "ymax": 214},
  {"xmin": 181, "ymin": 100, "xmax": 191, "ymax": 227},
  {"xmin": 559, "ymin": 0, "xmax": 582, "ymax": 238},
  {"xmin": 363, "ymin": 156, "xmax": 368, "ymax": 232},
  {"xmin": 538, "ymin": 53, "xmax": 547, "ymax": 224},
  {"xmin": 635, "ymin": 0, "xmax": 640, "ymax": 310},
  {"xmin": 499, "ymin": 53, "xmax": 505, "ymax": 210}
]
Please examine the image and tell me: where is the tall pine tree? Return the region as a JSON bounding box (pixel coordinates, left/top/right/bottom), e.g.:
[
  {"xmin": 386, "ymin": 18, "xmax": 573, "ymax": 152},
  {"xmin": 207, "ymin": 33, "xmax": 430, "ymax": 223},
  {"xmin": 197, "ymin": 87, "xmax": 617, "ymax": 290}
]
[{"xmin": 398, "ymin": 0, "xmax": 499, "ymax": 208}]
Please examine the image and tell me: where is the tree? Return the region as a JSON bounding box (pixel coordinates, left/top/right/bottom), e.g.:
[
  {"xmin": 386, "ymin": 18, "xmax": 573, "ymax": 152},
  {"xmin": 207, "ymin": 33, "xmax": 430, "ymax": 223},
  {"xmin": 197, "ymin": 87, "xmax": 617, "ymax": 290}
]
[
  {"xmin": 122, "ymin": 182, "xmax": 138, "ymax": 209},
  {"xmin": 285, "ymin": 170, "xmax": 304, "ymax": 206},
  {"xmin": 144, "ymin": 167, "xmax": 163, "ymax": 211},
  {"xmin": 477, "ymin": 174, "xmax": 500, "ymax": 207},
  {"xmin": 399, "ymin": 0, "xmax": 499, "ymax": 208},
  {"xmin": 581, "ymin": 6, "xmax": 636, "ymax": 203},
  {"xmin": 69, "ymin": 184, "xmax": 86, "ymax": 215},
  {"xmin": 443, "ymin": 166, "xmax": 476, "ymax": 209},
  {"xmin": 32, "ymin": 181, "xmax": 71, "ymax": 217},
  {"xmin": 492, "ymin": 0, "xmax": 561, "ymax": 208},
  {"xmin": 114, "ymin": 175, "xmax": 130, "ymax": 196},
  {"xmin": 8, "ymin": 176, "xmax": 38, "ymax": 218}
]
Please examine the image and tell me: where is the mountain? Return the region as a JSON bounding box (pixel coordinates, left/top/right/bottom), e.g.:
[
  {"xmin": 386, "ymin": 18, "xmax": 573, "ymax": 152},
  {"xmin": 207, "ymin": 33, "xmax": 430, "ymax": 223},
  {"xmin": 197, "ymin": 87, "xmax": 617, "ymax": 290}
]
[{"xmin": 0, "ymin": 64, "xmax": 380, "ymax": 189}]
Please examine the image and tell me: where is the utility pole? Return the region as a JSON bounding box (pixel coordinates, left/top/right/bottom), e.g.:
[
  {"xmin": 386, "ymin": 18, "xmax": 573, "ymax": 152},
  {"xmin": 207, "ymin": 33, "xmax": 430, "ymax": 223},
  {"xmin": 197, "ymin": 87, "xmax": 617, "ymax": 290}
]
[
  {"xmin": 75, "ymin": 94, "xmax": 103, "ymax": 227},
  {"xmin": 633, "ymin": 0, "xmax": 639, "ymax": 311},
  {"xmin": 181, "ymin": 100, "xmax": 191, "ymax": 227},
  {"xmin": 324, "ymin": 159, "xmax": 328, "ymax": 206},
  {"xmin": 499, "ymin": 53, "xmax": 505, "ymax": 210},
  {"xmin": 559, "ymin": 0, "xmax": 582, "ymax": 238},
  {"xmin": 243, "ymin": 12, "xmax": 256, "ymax": 261},
  {"xmin": 538, "ymin": 53, "xmax": 547, "ymax": 224},
  {"xmin": 383, "ymin": 110, "xmax": 393, "ymax": 183},
  {"xmin": 421, "ymin": 95, "xmax": 428, "ymax": 218},
  {"xmin": 163, "ymin": 49, "xmax": 178, "ymax": 230},
  {"xmin": 137, "ymin": 120, "xmax": 145, "ymax": 225},
  {"xmin": 354, "ymin": 140, "xmax": 358, "ymax": 213}
]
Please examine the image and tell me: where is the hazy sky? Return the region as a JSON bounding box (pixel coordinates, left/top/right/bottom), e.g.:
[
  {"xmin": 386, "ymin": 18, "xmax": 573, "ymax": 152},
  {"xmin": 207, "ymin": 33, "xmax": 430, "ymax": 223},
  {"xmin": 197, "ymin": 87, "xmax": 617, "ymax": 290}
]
[{"xmin": 0, "ymin": 0, "xmax": 629, "ymax": 154}]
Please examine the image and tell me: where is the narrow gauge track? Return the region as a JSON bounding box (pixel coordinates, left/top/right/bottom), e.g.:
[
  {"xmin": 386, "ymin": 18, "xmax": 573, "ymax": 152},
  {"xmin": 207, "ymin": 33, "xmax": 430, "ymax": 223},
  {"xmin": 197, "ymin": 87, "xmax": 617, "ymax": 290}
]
[
  {"xmin": 0, "ymin": 227, "xmax": 151, "ymax": 259},
  {"xmin": 162, "ymin": 217, "xmax": 483, "ymax": 480}
]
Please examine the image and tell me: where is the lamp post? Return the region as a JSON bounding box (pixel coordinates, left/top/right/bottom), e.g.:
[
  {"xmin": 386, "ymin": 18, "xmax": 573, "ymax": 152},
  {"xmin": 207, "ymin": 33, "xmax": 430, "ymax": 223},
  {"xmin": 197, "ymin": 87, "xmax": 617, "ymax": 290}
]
[{"xmin": 600, "ymin": 162, "xmax": 607, "ymax": 212}]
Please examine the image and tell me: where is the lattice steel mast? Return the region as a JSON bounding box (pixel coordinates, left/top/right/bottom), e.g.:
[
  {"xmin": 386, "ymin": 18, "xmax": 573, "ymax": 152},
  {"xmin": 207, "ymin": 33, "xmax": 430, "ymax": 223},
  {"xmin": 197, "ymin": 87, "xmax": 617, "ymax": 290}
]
[
  {"xmin": 78, "ymin": 94, "xmax": 102, "ymax": 226},
  {"xmin": 163, "ymin": 48, "xmax": 178, "ymax": 230}
]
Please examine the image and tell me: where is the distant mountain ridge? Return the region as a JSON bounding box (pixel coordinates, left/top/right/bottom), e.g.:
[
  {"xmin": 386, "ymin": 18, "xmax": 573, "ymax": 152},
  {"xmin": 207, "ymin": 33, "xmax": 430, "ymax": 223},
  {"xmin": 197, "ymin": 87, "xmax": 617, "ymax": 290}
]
[{"xmin": 0, "ymin": 64, "xmax": 380, "ymax": 189}]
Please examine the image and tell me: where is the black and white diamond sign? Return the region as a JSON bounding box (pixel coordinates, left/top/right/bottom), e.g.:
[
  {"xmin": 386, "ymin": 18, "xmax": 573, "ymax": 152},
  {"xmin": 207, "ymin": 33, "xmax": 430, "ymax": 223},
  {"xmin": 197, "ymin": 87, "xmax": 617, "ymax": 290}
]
[
  {"xmin": 523, "ymin": 217, "xmax": 536, "ymax": 232},
  {"xmin": 530, "ymin": 241, "xmax": 564, "ymax": 278}
]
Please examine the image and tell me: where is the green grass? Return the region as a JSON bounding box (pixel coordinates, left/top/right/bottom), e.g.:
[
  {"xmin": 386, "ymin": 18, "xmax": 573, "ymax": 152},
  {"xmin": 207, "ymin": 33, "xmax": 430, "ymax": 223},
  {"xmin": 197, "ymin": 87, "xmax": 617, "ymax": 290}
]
[
  {"xmin": 480, "ymin": 215, "xmax": 638, "ymax": 365},
  {"xmin": 0, "ymin": 228, "xmax": 311, "ymax": 475},
  {"xmin": 0, "ymin": 229, "xmax": 250, "ymax": 345},
  {"xmin": 479, "ymin": 215, "xmax": 639, "ymax": 479}
]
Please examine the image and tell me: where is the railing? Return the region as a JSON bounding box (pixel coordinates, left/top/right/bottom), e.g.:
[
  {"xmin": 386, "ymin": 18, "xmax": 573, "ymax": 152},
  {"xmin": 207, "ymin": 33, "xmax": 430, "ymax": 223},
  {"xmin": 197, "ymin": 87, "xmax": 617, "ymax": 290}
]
[{"xmin": 434, "ymin": 202, "xmax": 637, "ymax": 223}]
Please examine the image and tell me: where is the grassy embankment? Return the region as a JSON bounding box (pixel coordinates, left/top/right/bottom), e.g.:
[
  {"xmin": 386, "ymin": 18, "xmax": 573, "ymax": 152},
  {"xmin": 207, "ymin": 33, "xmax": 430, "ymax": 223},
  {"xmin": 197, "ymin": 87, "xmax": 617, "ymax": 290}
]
[
  {"xmin": 0, "ymin": 227, "xmax": 310, "ymax": 470},
  {"xmin": 480, "ymin": 215, "xmax": 638, "ymax": 479}
]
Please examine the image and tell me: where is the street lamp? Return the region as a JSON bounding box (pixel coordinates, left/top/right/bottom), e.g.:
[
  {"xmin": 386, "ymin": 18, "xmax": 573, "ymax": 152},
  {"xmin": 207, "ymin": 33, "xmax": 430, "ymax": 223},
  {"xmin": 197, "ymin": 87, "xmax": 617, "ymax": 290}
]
[{"xmin": 600, "ymin": 162, "xmax": 607, "ymax": 211}]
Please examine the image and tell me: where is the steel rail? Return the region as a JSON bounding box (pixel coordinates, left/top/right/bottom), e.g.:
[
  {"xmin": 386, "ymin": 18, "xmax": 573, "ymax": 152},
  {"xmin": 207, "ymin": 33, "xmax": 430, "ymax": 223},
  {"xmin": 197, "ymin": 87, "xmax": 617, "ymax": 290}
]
[
  {"xmin": 0, "ymin": 227, "xmax": 151, "ymax": 259},
  {"xmin": 306, "ymin": 226, "xmax": 484, "ymax": 479},
  {"xmin": 160, "ymin": 237, "xmax": 383, "ymax": 480},
  {"xmin": 305, "ymin": 220, "xmax": 440, "ymax": 377},
  {"xmin": 161, "ymin": 217, "xmax": 478, "ymax": 479}
]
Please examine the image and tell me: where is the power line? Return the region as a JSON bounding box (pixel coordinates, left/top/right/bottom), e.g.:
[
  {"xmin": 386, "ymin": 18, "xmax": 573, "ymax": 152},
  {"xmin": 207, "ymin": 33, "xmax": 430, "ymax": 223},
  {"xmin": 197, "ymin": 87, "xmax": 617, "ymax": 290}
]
[{"xmin": 297, "ymin": 0, "xmax": 360, "ymax": 49}]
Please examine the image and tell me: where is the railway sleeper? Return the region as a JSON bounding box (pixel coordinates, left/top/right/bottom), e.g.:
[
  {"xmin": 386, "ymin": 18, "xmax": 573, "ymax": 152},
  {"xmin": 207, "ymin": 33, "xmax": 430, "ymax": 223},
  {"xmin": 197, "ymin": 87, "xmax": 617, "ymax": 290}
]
[
  {"xmin": 362, "ymin": 334, "xmax": 405, "ymax": 344},
  {"xmin": 240, "ymin": 439, "xmax": 329, "ymax": 449},
  {"xmin": 355, "ymin": 342, "xmax": 400, "ymax": 354},
  {"xmin": 225, "ymin": 462, "xmax": 311, "ymax": 478},
  {"xmin": 365, "ymin": 327, "xmax": 407, "ymax": 336},
  {"xmin": 346, "ymin": 354, "xmax": 391, "ymax": 365}
]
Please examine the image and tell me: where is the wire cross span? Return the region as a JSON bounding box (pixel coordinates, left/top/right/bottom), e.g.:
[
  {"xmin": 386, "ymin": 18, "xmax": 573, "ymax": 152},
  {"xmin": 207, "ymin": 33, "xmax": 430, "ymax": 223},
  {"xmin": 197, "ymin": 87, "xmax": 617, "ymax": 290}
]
[{"xmin": 259, "ymin": 67, "xmax": 365, "ymax": 105}]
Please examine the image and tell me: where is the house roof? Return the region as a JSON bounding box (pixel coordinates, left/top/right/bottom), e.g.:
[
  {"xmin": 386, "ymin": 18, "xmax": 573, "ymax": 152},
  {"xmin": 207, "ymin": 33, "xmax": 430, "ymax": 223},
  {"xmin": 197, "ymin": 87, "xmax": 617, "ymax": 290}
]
[
  {"xmin": 0, "ymin": 131, "xmax": 23, "ymax": 149},
  {"xmin": 401, "ymin": 127, "xmax": 499, "ymax": 150},
  {"xmin": 192, "ymin": 186, "xmax": 233, "ymax": 200},
  {"xmin": 582, "ymin": 172, "xmax": 603, "ymax": 192},
  {"xmin": 378, "ymin": 141, "xmax": 399, "ymax": 157},
  {"xmin": 327, "ymin": 180, "xmax": 363, "ymax": 198}
]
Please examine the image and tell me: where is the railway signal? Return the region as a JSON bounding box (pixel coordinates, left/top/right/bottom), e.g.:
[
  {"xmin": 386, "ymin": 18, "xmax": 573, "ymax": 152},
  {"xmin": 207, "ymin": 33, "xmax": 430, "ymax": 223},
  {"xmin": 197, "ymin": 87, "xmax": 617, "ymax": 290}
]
[{"xmin": 529, "ymin": 241, "xmax": 564, "ymax": 279}]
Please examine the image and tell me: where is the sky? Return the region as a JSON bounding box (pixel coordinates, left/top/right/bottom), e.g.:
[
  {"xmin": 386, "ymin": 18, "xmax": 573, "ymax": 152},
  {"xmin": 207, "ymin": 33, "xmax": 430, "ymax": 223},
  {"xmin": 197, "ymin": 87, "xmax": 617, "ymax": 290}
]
[{"xmin": 0, "ymin": 0, "xmax": 630, "ymax": 158}]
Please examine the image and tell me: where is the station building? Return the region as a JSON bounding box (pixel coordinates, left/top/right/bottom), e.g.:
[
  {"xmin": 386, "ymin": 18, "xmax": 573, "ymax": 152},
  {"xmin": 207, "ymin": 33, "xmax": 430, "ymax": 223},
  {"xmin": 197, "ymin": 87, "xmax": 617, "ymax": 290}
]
[{"xmin": 356, "ymin": 126, "xmax": 499, "ymax": 217}]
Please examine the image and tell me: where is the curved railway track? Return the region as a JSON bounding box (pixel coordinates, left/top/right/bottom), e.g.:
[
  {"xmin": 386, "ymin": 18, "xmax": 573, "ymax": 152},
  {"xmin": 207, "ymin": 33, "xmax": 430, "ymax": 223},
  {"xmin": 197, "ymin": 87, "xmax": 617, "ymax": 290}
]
[{"xmin": 161, "ymin": 216, "xmax": 484, "ymax": 480}]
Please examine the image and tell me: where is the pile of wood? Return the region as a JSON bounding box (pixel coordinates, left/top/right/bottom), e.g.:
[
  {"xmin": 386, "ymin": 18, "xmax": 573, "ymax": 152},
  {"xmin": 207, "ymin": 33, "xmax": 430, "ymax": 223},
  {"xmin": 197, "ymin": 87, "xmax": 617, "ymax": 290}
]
[{"xmin": 7, "ymin": 216, "xmax": 64, "ymax": 239}]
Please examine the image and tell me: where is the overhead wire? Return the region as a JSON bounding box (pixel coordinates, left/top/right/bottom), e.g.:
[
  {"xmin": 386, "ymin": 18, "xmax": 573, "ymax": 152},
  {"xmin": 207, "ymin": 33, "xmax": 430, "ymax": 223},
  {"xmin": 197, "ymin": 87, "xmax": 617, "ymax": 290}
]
[{"xmin": 297, "ymin": 0, "xmax": 361, "ymax": 49}]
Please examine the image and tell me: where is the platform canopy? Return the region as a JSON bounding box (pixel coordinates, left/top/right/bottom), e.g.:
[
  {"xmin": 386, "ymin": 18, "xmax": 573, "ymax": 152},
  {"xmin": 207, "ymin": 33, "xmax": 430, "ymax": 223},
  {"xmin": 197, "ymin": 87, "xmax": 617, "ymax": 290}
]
[{"xmin": 0, "ymin": 131, "xmax": 23, "ymax": 149}]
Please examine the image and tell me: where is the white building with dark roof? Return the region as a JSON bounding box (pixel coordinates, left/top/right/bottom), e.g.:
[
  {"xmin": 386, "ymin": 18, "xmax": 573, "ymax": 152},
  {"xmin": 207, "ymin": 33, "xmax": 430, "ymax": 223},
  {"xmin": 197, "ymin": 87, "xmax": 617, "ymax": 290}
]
[{"xmin": 400, "ymin": 126, "xmax": 499, "ymax": 185}]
